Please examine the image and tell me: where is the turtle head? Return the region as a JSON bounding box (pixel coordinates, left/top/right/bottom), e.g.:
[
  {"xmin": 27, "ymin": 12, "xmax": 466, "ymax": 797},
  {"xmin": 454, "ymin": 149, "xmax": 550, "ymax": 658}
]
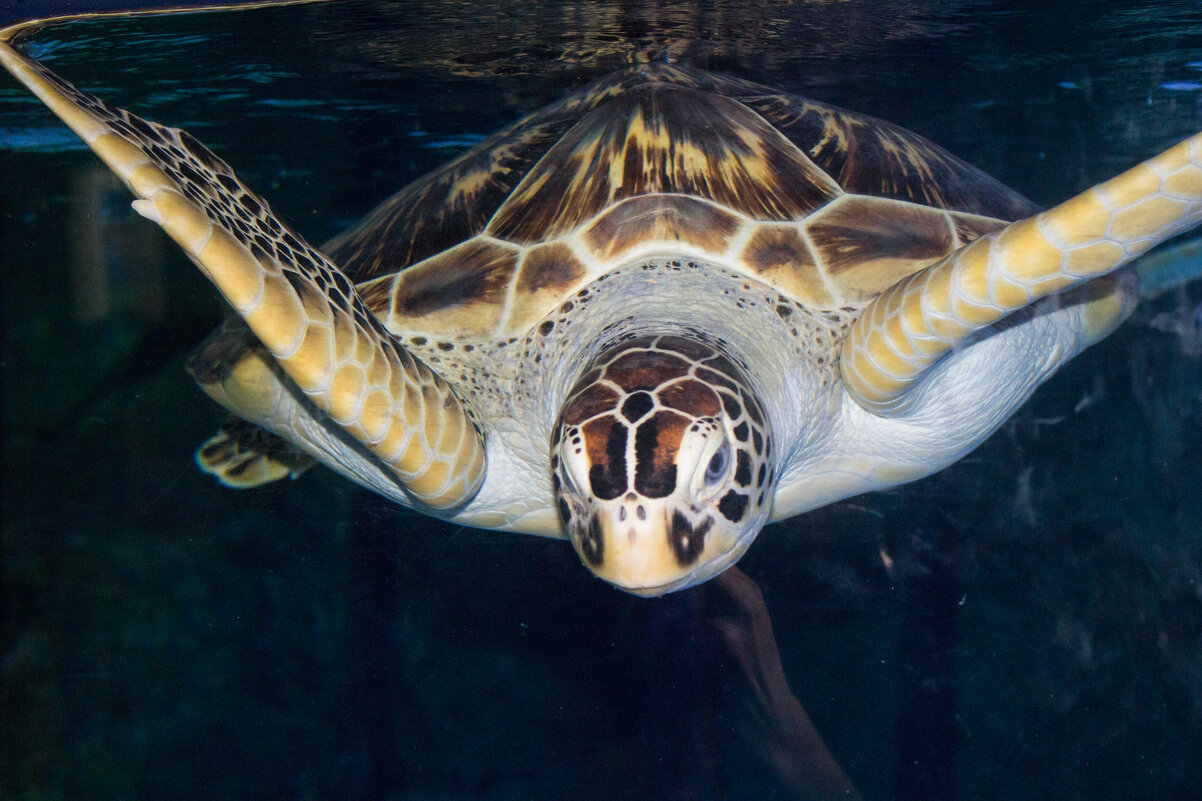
[{"xmin": 552, "ymin": 335, "xmax": 775, "ymax": 596}]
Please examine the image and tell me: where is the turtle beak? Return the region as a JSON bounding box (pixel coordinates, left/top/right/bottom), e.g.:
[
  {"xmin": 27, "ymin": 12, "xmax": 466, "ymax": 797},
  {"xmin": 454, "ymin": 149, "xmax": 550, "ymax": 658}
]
[
  {"xmin": 572, "ymin": 499, "xmax": 749, "ymax": 597},
  {"xmin": 593, "ymin": 507, "xmax": 680, "ymax": 595}
]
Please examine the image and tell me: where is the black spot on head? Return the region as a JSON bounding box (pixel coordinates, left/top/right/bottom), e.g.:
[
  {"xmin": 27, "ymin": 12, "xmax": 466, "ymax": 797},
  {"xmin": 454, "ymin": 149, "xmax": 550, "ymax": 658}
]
[
  {"xmin": 557, "ymin": 496, "xmax": 571, "ymax": 525},
  {"xmin": 669, "ymin": 510, "xmax": 711, "ymax": 566},
  {"xmin": 752, "ymin": 428, "xmax": 763, "ymax": 453},
  {"xmin": 579, "ymin": 514, "xmax": 604, "ymax": 565},
  {"xmin": 734, "ymin": 450, "xmax": 751, "ymax": 487},
  {"xmin": 720, "ymin": 392, "xmax": 741, "ymax": 418},
  {"xmin": 718, "ymin": 490, "xmax": 749, "ymax": 522},
  {"xmin": 539, "ymin": 320, "xmax": 555, "ymax": 336},
  {"xmin": 745, "ymin": 396, "xmax": 765, "ymax": 426},
  {"xmin": 588, "ymin": 421, "xmax": 628, "ymax": 501},
  {"xmin": 620, "ymin": 391, "xmax": 654, "ymax": 423},
  {"xmin": 634, "ymin": 416, "xmax": 677, "ymax": 498},
  {"xmin": 756, "ymin": 463, "xmax": 767, "ymax": 488},
  {"xmin": 733, "ymin": 422, "xmax": 749, "ymax": 442}
]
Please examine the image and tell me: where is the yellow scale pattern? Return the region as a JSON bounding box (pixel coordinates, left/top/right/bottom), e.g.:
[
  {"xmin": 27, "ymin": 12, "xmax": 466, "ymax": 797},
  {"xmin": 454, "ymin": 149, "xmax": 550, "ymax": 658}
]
[
  {"xmin": 842, "ymin": 132, "xmax": 1202, "ymax": 413},
  {"xmin": 0, "ymin": 39, "xmax": 486, "ymax": 509}
]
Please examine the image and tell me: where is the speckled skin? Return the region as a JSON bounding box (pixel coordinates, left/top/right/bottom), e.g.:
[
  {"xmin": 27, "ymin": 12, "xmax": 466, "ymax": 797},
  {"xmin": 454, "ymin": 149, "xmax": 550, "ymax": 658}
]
[{"xmin": 392, "ymin": 259, "xmax": 844, "ymax": 537}]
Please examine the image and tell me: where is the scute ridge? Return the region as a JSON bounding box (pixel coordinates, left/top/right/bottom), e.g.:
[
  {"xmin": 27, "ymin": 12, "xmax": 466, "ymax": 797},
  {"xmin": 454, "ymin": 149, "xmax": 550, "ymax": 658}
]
[
  {"xmin": 741, "ymin": 93, "xmax": 1040, "ymax": 220},
  {"xmin": 325, "ymin": 63, "xmax": 1032, "ymax": 339},
  {"xmin": 485, "ymin": 82, "xmax": 842, "ymax": 243}
]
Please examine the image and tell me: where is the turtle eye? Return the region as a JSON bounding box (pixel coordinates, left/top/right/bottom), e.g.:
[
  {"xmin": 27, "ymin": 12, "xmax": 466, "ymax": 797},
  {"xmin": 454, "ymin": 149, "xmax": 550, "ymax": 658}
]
[{"xmin": 703, "ymin": 441, "xmax": 730, "ymax": 485}]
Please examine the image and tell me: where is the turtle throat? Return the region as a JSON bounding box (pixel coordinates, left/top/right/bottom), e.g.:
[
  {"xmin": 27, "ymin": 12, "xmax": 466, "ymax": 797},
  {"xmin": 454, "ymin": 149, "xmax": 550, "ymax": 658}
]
[{"xmin": 551, "ymin": 334, "xmax": 775, "ymax": 595}]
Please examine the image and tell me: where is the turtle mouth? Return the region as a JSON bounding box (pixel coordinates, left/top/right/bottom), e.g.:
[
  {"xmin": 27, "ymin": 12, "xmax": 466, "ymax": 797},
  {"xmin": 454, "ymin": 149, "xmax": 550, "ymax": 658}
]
[
  {"xmin": 596, "ymin": 523, "xmax": 756, "ymax": 597},
  {"xmin": 620, "ymin": 575, "xmax": 699, "ymax": 598},
  {"xmin": 613, "ymin": 562, "xmax": 729, "ymax": 597}
]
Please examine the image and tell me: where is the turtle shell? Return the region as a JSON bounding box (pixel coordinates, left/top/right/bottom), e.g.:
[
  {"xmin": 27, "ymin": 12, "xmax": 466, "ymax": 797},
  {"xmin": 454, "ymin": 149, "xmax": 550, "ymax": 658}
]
[{"xmin": 325, "ymin": 64, "xmax": 1039, "ymax": 341}]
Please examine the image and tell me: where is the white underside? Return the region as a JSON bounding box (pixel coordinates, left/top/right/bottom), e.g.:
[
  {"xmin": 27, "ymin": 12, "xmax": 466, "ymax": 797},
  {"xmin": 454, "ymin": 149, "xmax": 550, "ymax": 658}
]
[{"xmin": 770, "ymin": 269, "xmax": 1139, "ymax": 519}]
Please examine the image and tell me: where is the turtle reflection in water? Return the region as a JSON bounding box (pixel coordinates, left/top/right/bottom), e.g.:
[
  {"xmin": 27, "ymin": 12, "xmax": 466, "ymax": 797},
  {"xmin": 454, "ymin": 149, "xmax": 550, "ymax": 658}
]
[{"xmin": 3, "ymin": 23, "xmax": 1200, "ymax": 597}]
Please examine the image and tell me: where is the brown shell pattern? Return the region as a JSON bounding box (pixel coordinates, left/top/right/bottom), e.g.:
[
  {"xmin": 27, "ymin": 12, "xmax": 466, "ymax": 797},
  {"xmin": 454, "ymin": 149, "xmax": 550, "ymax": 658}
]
[{"xmin": 332, "ymin": 64, "xmax": 1040, "ymax": 340}]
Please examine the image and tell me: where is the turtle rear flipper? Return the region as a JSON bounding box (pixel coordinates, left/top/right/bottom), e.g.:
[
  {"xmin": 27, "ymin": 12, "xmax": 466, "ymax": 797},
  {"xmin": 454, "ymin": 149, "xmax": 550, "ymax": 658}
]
[
  {"xmin": 0, "ymin": 40, "xmax": 486, "ymax": 511},
  {"xmin": 187, "ymin": 316, "xmax": 315, "ymax": 488},
  {"xmin": 197, "ymin": 417, "xmax": 314, "ymax": 488}
]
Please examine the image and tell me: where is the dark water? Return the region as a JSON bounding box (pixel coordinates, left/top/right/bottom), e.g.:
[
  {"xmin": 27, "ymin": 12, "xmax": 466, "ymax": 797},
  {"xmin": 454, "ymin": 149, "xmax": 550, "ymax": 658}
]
[{"xmin": 2, "ymin": 2, "xmax": 1202, "ymax": 799}]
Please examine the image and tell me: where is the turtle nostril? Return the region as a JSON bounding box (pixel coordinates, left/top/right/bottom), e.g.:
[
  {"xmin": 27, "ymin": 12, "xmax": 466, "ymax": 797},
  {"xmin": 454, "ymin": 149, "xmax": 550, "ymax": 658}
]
[
  {"xmin": 618, "ymin": 506, "xmax": 627, "ymax": 522},
  {"xmin": 636, "ymin": 505, "xmax": 646, "ymax": 520}
]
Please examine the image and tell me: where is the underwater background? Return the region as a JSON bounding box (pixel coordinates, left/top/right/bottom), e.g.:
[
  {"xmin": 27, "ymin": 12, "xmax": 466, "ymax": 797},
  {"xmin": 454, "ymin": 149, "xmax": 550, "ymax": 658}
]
[{"xmin": 2, "ymin": 1, "xmax": 1202, "ymax": 799}]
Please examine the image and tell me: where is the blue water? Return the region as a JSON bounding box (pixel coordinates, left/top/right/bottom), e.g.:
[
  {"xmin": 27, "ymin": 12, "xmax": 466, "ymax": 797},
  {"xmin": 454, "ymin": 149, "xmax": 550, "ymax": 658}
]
[{"xmin": 2, "ymin": 2, "xmax": 1202, "ymax": 799}]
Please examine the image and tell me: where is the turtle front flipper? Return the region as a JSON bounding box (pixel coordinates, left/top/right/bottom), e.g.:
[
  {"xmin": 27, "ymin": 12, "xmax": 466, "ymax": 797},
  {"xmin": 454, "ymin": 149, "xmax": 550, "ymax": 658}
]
[
  {"xmin": 0, "ymin": 42, "xmax": 486, "ymax": 510},
  {"xmin": 843, "ymin": 132, "xmax": 1202, "ymax": 414}
]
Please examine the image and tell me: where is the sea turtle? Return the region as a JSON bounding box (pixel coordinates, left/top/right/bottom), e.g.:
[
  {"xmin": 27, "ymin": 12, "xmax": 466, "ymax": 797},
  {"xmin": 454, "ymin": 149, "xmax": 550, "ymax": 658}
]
[{"xmin": 3, "ymin": 24, "xmax": 1201, "ymax": 596}]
